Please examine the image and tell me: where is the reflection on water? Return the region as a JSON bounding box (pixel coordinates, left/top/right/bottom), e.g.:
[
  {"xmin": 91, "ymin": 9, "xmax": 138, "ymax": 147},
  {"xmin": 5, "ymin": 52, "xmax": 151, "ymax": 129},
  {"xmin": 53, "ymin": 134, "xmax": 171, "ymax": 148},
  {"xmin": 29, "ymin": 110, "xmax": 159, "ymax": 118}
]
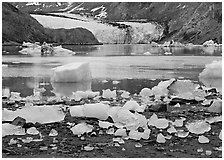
[
  {"xmin": 52, "ymin": 81, "xmax": 91, "ymax": 97},
  {"xmin": 3, "ymin": 44, "xmax": 222, "ymax": 56}
]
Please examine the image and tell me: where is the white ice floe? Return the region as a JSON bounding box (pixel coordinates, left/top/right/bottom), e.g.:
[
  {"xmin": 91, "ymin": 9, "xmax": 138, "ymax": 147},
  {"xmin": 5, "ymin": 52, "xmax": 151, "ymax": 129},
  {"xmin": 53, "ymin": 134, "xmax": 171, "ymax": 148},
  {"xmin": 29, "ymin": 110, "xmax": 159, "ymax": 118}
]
[
  {"xmin": 49, "ymin": 129, "xmax": 58, "ymax": 137},
  {"xmin": 2, "ymin": 105, "xmax": 65, "ymax": 124},
  {"xmin": 71, "ymin": 90, "xmax": 100, "ymax": 101},
  {"xmin": 140, "ymin": 88, "xmax": 153, "ymax": 97},
  {"xmin": 198, "ymin": 135, "xmax": 210, "ymax": 143},
  {"xmin": 114, "ymin": 128, "xmax": 127, "ymax": 137},
  {"xmin": 207, "ymin": 99, "xmax": 222, "ymax": 113},
  {"xmin": 176, "ymin": 130, "xmax": 189, "ymax": 138},
  {"xmin": 167, "ymin": 126, "xmax": 177, "ymax": 134},
  {"xmin": 128, "ymin": 128, "xmax": 151, "ymax": 140},
  {"xmin": 186, "ymin": 120, "xmax": 211, "ymax": 134},
  {"xmin": 70, "ymin": 123, "xmax": 94, "ymax": 135},
  {"xmin": 156, "ymin": 133, "xmax": 166, "ymax": 143},
  {"xmin": 9, "ymin": 92, "xmax": 22, "ymax": 101},
  {"xmin": 121, "ymin": 91, "xmax": 130, "ymax": 99},
  {"xmin": 151, "ymin": 78, "xmax": 176, "ymax": 99},
  {"xmin": 2, "ymin": 123, "xmax": 26, "ymax": 137},
  {"xmin": 102, "ymin": 89, "xmax": 117, "ymax": 99},
  {"xmin": 206, "ymin": 115, "xmax": 222, "ymax": 124},
  {"xmin": 122, "ymin": 100, "xmax": 140, "ymax": 111},
  {"xmin": 27, "ymin": 127, "xmax": 39, "ymax": 135},
  {"xmin": 108, "ymin": 107, "xmax": 148, "ymax": 130},
  {"xmin": 98, "ymin": 121, "xmax": 114, "ymax": 129},
  {"xmin": 51, "ymin": 62, "xmax": 92, "ymax": 83},
  {"xmin": 148, "ymin": 113, "xmax": 170, "ymax": 129},
  {"xmin": 70, "ymin": 103, "xmax": 109, "ymax": 120}
]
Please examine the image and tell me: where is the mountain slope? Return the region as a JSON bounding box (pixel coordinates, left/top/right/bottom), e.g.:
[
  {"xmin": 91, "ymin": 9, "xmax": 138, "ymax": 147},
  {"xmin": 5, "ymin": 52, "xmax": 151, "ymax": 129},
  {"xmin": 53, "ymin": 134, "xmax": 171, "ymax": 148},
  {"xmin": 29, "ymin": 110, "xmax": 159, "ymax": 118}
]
[
  {"xmin": 11, "ymin": 2, "xmax": 222, "ymax": 44},
  {"xmin": 2, "ymin": 2, "xmax": 100, "ymax": 44}
]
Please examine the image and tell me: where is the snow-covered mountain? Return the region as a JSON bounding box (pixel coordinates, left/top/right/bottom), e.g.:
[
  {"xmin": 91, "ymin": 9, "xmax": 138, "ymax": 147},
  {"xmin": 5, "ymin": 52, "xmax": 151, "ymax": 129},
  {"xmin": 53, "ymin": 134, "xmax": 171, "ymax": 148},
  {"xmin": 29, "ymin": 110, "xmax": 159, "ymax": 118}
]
[{"xmin": 9, "ymin": 2, "xmax": 223, "ymax": 44}]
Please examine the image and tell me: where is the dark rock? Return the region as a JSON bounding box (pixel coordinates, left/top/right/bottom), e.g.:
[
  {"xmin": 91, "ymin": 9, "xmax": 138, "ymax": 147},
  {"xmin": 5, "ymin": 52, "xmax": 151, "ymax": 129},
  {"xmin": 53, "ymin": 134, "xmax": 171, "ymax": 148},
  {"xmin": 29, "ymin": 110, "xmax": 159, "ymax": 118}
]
[
  {"xmin": 11, "ymin": 116, "xmax": 26, "ymax": 127},
  {"xmin": 148, "ymin": 103, "xmax": 167, "ymax": 112}
]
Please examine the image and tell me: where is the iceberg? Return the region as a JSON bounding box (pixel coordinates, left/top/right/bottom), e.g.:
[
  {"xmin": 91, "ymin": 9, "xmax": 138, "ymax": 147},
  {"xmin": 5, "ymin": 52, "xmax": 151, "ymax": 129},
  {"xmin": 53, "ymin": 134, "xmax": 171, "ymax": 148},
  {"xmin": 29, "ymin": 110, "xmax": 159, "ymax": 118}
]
[{"xmin": 51, "ymin": 62, "xmax": 92, "ymax": 83}]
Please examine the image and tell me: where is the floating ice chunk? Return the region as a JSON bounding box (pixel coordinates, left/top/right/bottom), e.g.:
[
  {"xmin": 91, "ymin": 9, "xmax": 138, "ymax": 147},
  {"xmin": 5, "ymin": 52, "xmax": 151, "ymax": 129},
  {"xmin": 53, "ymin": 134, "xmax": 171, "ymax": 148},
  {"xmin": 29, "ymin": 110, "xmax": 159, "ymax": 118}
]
[
  {"xmin": 148, "ymin": 113, "xmax": 170, "ymax": 129},
  {"xmin": 157, "ymin": 133, "xmax": 166, "ymax": 143},
  {"xmin": 2, "ymin": 123, "xmax": 26, "ymax": 137},
  {"xmin": 198, "ymin": 135, "xmax": 210, "ymax": 143},
  {"xmin": 71, "ymin": 90, "xmax": 100, "ymax": 101},
  {"xmin": 140, "ymin": 88, "xmax": 153, "ymax": 97},
  {"xmin": 102, "ymin": 89, "xmax": 116, "ymax": 99},
  {"xmin": 99, "ymin": 121, "xmax": 114, "ymax": 129},
  {"xmin": 9, "ymin": 92, "xmax": 22, "ymax": 101},
  {"xmin": 143, "ymin": 51, "xmax": 152, "ymax": 55},
  {"xmin": 2, "ymin": 88, "xmax": 10, "ymax": 98},
  {"xmin": 114, "ymin": 128, "xmax": 127, "ymax": 137},
  {"xmin": 53, "ymin": 45, "xmax": 75, "ymax": 55},
  {"xmin": 102, "ymin": 80, "xmax": 108, "ymax": 83},
  {"xmin": 70, "ymin": 123, "xmax": 94, "ymax": 135},
  {"xmin": 121, "ymin": 91, "xmax": 130, "ymax": 99},
  {"xmin": 122, "ymin": 100, "xmax": 140, "ymax": 111},
  {"xmin": 199, "ymin": 60, "xmax": 222, "ymax": 79},
  {"xmin": 186, "ymin": 120, "xmax": 211, "ymax": 134},
  {"xmin": 164, "ymin": 52, "xmax": 172, "ymax": 55},
  {"xmin": 27, "ymin": 127, "xmax": 39, "ymax": 135},
  {"xmin": 167, "ymin": 126, "xmax": 177, "ymax": 134},
  {"xmin": 112, "ymin": 80, "xmax": 120, "ymax": 85},
  {"xmin": 83, "ymin": 103, "xmax": 109, "ymax": 120},
  {"xmin": 51, "ymin": 62, "xmax": 92, "ymax": 83},
  {"xmin": 49, "ymin": 129, "xmax": 58, "ymax": 137},
  {"xmin": 2, "ymin": 105, "xmax": 65, "ymax": 124},
  {"xmin": 207, "ymin": 99, "xmax": 222, "ymax": 113}
]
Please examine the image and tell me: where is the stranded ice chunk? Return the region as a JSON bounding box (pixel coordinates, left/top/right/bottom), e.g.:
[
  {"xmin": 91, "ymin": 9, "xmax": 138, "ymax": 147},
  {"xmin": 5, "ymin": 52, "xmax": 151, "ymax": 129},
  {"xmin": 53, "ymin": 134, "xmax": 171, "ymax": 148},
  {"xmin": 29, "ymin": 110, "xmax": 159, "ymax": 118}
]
[
  {"xmin": 82, "ymin": 103, "xmax": 109, "ymax": 120},
  {"xmin": 2, "ymin": 105, "xmax": 65, "ymax": 124},
  {"xmin": 186, "ymin": 120, "xmax": 211, "ymax": 134},
  {"xmin": 71, "ymin": 123, "xmax": 94, "ymax": 135},
  {"xmin": 27, "ymin": 127, "xmax": 39, "ymax": 135},
  {"xmin": 157, "ymin": 133, "xmax": 166, "ymax": 143},
  {"xmin": 51, "ymin": 62, "xmax": 92, "ymax": 82},
  {"xmin": 2, "ymin": 123, "xmax": 26, "ymax": 137},
  {"xmin": 122, "ymin": 100, "xmax": 140, "ymax": 111},
  {"xmin": 99, "ymin": 121, "xmax": 114, "ymax": 129},
  {"xmin": 198, "ymin": 135, "xmax": 210, "ymax": 143},
  {"xmin": 140, "ymin": 88, "xmax": 152, "ymax": 97}
]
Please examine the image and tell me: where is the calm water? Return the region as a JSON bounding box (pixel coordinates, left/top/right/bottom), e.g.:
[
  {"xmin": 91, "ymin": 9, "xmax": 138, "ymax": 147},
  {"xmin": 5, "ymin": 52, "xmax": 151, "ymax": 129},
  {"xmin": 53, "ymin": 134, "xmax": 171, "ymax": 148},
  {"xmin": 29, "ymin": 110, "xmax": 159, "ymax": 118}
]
[{"xmin": 2, "ymin": 44, "xmax": 222, "ymax": 97}]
